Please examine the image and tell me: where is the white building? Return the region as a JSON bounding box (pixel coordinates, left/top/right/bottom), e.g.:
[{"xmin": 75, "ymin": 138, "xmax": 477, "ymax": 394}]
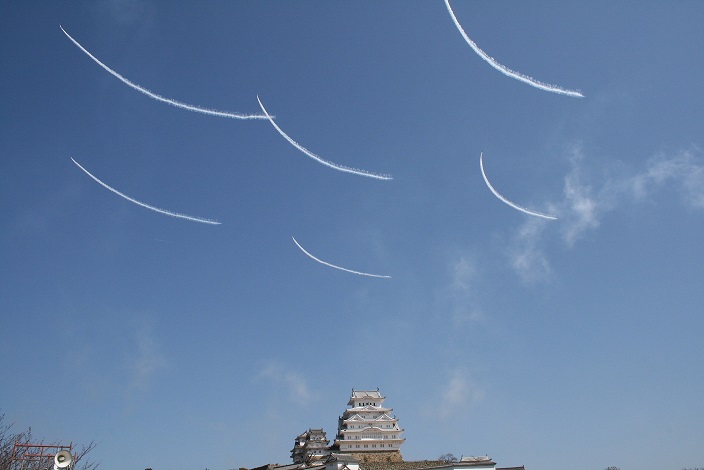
[
  {"xmin": 291, "ymin": 428, "xmax": 331, "ymax": 464},
  {"xmin": 333, "ymin": 389, "xmax": 405, "ymax": 454}
]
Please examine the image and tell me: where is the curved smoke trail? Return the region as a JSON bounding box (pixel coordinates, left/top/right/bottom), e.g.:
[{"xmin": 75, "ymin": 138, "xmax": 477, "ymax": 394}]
[
  {"xmin": 292, "ymin": 237, "xmax": 391, "ymax": 279},
  {"xmin": 257, "ymin": 96, "xmax": 393, "ymax": 180},
  {"xmin": 71, "ymin": 157, "xmax": 221, "ymax": 225},
  {"xmin": 444, "ymin": 1, "xmax": 583, "ymax": 98},
  {"xmin": 480, "ymin": 152, "xmax": 557, "ymax": 220},
  {"xmin": 60, "ymin": 26, "xmax": 268, "ymax": 120}
]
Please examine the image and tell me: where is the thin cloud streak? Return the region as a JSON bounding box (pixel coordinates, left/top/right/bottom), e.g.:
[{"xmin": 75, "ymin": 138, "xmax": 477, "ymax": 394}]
[
  {"xmin": 292, "ymin": 236, "xmax": 391, "ymax": 279},
  {"xmin": 71, "ymin": 157, "xmax": 222, "ymax": 225},
  {"xmin": 444, "ymin": 1, "xmax": 583, "ymax": 98},
  {"xmin": 257, "ymin": 95, "xmax": 393, "ymax": 180},
  {"xmin": 480, "ymin": 152, "xmax": 558, "ymax": 220},
  {"xmin": 60, "ymin": 26, "xmax": 268, "ymax": 120}
]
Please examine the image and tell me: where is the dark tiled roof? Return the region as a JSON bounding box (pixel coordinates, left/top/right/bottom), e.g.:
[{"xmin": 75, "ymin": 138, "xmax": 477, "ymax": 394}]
[
  {"xmin": 361, "ymin": 460, "xmax": 445, "ymax": 470},
  {"xmin": 359, "ymin": 460, "xmax": 496, "ymax": 470}
]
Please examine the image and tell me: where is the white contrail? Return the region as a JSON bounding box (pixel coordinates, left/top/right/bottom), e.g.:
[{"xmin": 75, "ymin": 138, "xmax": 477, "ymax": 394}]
[
  {"xmin": 480, "ymin": 152, "xmax": 558, "ymax": 220},
  {"xmin": 257, "ymin": 96, "xmax": 393, "ymax": 180},
  {"xmin": 292, "ymin": 236, "xmax": 391, "ymax": 279},
  {"xmin": 444, "ymin": 0, "xmax": 583, "ymax": 98},
  {"xmin": 60, "ymin": 26, "xmax": 268, "ymax": 120},
  {"xmin": 71, "ymin": 157, "xmax": 221, "ymax": 225}
]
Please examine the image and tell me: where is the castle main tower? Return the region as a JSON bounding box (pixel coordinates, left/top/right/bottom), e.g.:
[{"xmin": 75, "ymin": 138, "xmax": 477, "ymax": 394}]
[{"xmin": 333, "ymin": 389, "xmax": 405, "ymax": 462}]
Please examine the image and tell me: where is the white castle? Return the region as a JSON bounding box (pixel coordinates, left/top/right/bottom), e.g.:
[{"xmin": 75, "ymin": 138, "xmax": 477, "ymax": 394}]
[
  {"xmin": 276, "ymin": 389, "xmax": 520, "ymax": 470},
  {"xmin": 333, "ymin": 389, "xmax": 405, "ymax": 454},
  {"xmin": 291, "ymin": 388, "xmax": 405, "ymax": 464},
  {"xmin": 291, "ymin": 428, "xmax": 331, "ymax": 464}
]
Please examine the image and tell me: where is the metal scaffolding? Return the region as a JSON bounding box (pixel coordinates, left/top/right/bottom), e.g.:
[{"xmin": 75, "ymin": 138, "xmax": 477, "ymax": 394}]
[{"xmin": 9, "ymin": 442, "xmax": 73, "ymax": 470}]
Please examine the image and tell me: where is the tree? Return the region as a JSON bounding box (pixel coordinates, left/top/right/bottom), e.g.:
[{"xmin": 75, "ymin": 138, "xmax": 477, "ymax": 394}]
[
  {"xmin": 0, "ymin": 414, "xmax": 98, "ymax": 470},
  {"xmin": 438, "ymin": 453, "xmax": 458, "ymax": 463}
]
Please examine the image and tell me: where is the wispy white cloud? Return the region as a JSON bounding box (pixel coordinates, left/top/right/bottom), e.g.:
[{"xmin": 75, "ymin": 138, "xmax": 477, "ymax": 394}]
[
  {"xmin": 433, "ymin": 255, "xmax": 486, "ymax": 327},
  {"xmin": 508, "ymin": 217, "xmax": 553, "ymax": 284},
  {"xmin": 625, "ymin": 148, "xmax": 704, "ymax": 209},
  {"xmin": 103, "ymin": 0, "xmax": 150, "ymax": 26},
  {"xmin": 495, "ymin": 145, "xmax": 598, "ymax": 282},
  {"xmin": 505, "ymin": 145, "xmax": 704, "ymax": 281},
  {"xmin": 559, "ymin": 147, "xmax": 603, "ymax": 247},
  {"xmin": 559, "ymin": 145, "xmax": 704, "ymax": 244},
  {"xmin": 254, "ymin": 360, "xmax": 313, "ymax": 406},
  {"xmin": 451, "ymin": 256, "xmax": 475, "ymax": 293},
  {"xmin": 62, "ymin": 314, "xmax": 166, "ymax": 405},
  {"xmin": 449, "ymin": 257, "xmax": 485, "ymax": 325},
  {"xmin": 129, "ymin": 324, "xmax": 167, "ymax": 392},
  {"xmin": 506, "ymin": 145, "xmax": 599, "ymax": 279},
  {"xmin": 433, "ymin": 369, "xmax": 485, "ymax": 421}
]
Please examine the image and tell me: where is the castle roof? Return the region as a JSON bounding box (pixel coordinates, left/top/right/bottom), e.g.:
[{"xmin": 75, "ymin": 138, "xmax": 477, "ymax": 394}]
[
  {"xmin": 348, "ymin": 389, "xmax": 384, "ymax": 404},
  {"xmin": 344, "ymin": 405, "xmax": 392, "ymax": 415},
  {"xmin": 343, "ymin": 413, "xmax": 396, "ymax": 423}
]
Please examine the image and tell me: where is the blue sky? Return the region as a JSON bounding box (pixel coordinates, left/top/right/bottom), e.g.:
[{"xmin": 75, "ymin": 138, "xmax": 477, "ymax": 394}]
[{"xmin": 1, "ymin": 1, "xmax": 703, "ymax": 470}]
